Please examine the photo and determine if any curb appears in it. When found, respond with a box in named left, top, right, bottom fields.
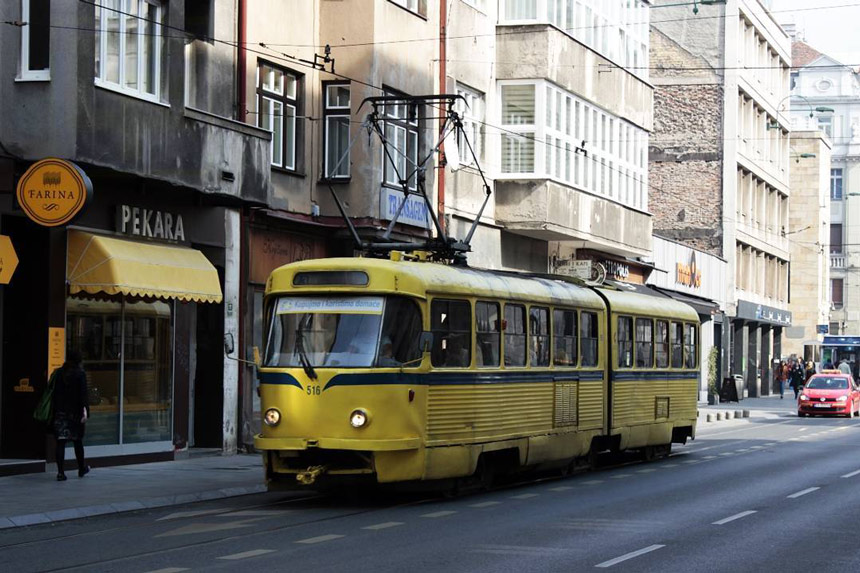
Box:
left=0, top=484, right=267, bottom=530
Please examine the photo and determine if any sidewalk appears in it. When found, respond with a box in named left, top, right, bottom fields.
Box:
left=698, top=393, right=797, bottom=425
left=0, top=453, right=265, bottom=530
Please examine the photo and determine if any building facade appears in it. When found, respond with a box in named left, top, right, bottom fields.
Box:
left=788, top=40, right=860, bottom=337
left=650, top=0, right=792, bottom=396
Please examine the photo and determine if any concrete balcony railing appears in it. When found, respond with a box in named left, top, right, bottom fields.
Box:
left=831, top=254, right=846, bottom=269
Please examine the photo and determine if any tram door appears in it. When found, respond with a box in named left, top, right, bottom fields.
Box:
left=0, top=216, right=49, bottom=459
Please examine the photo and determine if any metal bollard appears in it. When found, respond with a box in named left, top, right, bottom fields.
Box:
left=706, top=413, right=714, bottom=422
left=716, top=412, right=723, bottom=421
left=743, top=410, right=750, bottom=418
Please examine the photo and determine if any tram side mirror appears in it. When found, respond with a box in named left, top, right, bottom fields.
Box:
left=418, top=331, right=434, bottom=354
left=224, top=333, right=235, bottom=356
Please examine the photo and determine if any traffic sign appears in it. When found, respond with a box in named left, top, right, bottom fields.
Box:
left=0, top=234, right=19, bottom=284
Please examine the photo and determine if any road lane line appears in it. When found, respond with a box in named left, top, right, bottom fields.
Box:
left=511, top=493, right=539, bottom=499
left=787, top=487, right=820, bottom=499
left=295, top=534, right=345, bottom=544
left=217, top=549, right=275, bottom=560
left=712, top=510, right=757, bottom=525
left=662, top=463, right=678, bottom=467
left=636, top=469, right=656, bottom=473
left=610, top=474, right=632, bottom=478
left=841, top=470, right=860, bottom=478
left=582, top=480, right=604, bottom=485
left=470, top=501, right=502, bottom=507
left=421, top=510, right=457, bottom=518
left=144, top=569, right=189, bottom=573
left=362, top=522, right=403, bottom=530
left=549, top=486, right=573, bottom=491
left=595, top=544, right=665, bottom=568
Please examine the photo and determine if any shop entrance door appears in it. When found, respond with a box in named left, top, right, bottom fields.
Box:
left=0, top=216, right=49, bottom=459
left=193, top=302, right=223, bottom=448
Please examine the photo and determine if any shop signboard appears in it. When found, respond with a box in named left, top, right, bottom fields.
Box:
left=16, top=158, right=93, bottom=227
left=0, top=234, right=19, bottom=284
left=380, top=187, right=431, bottom=229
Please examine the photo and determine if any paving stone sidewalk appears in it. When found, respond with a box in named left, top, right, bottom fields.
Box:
left=0, top=453, right=265, bottom=529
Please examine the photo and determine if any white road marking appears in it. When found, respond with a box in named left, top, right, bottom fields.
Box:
left=712, top=510, right=757, bottom=525
left=157, top=509, right=227, bottom=521
left=610, top=474, right=632, bottom=479
left=581, top=480, right=604, bottom=485
left=223, top=510, right=290, bottom=518
left=635, top=469, right=656, bottom=473
left=421, top=510, right=457, bottom=518
left=787, top=487, right=820, bottom=499
left=511, top=493, right=539, bottom=499
left=144, top=569, right=189, bottom=573
left=217, top=549, right=275, bottom=560
left=719, top=453, right=734, bottom=456
left=595, top=544, right=666, bottom=568
left=841, top=469, right=860, bottom=478
left=662, top=463, right=679, bottom=467
left=682, top=460, right=700, bottom=465
left=703, top=455, right=717, bottom=459
left=362, top=522, right=403, bottom=530
left=799, top=428, right=808, bottom=432
left=295, top=534, right=345, bottom=544
left=764, top=443, right=777, bottom=447
left=155, top=520, right=260, bottom=537
left=549, top=486, right=573, bottom=491
left=749, top=446, right=764, bottom=450
left=470, top=501, right=502, bottom=507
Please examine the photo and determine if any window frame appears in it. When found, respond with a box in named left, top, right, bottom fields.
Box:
left=388, top=0, right=428, bottom=17
left=504, top=303, right=527, bottom=368
left=617, top=315, right=633, bottom=369
left=19, top=0, right=51, bottom=81
left=455, top=83, right=485, bottom=167
left=323, top=81, right=351, bottom=180
left=257, top=61, right=302, bottom=172
left=94, top=0, right=166, bottom=103
left=580, top=311, right=599, bottom=367
left=683, top=323, right=698, bottom=369
left=381, top=88, right=420, bottom=191
left=655, top=320, right=669, bottom=369
left=635, top=317, right=654, bottom=369
left=670, top=321, right=683, bottom=368
left=430, top=299, right=472, bottom=368
left=529, top=306, right=550, bottom=367
left=831, top=168, right=843, bottom=201
left=553, top=309, right=578, bottom=367
left=475, top=301, right=501, bottom=368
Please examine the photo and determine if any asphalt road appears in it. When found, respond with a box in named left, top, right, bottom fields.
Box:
left=4, top=413, right=860, bottom=572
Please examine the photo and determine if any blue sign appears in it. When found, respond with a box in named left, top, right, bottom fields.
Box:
left=380, top=188, right=430, bottom=229
left=817, top=324, right=829, bottom=334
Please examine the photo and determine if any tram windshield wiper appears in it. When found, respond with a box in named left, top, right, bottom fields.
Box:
left=294, top=315, right=318, bottom=380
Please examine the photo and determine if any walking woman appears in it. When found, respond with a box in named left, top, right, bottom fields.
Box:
left=52, top=350, right=90, bottom=481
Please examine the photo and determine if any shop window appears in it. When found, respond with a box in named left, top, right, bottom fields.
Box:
left=258, top=61, right=301, bottom=171
left=553, top=309, right=577, bottom=366
left=67, top=296, right=173, bottom=447
left=382, top=89, right=420, bottom=190
left=431, top=299, right=471, bottom=367
left=635, top=318, right=653, bottom=368
left=684, top=324, right=698, bottom=369
left=670, top=321, right=683, bottom=368
left=324, top=82, right=351, bottom=179
left=476, top=301, right=500, bottom=367
left=655, top=320, right=669, bottom=368
left=94, top=0, right=166, bottom=101
left=529, top=306, right=549, bottom=366
left=580, top=311, right=598, bottom=367
left=504, top=304, right=526, bottom=367
left=377, top=297, right=423, bottom=367
left=19, top=0, right=51, bottom=80
left=617, top=316, right=633, bottom=368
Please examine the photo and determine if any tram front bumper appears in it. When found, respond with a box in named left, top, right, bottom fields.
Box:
left=254, top=435, right=421, bottom=452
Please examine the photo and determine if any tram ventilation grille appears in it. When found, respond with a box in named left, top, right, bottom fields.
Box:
left=554, top=382, right=578, bottom=427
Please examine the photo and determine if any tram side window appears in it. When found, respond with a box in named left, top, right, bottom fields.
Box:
left=635, top=318, right=653, bottom=368
left=476, top=301, right=500, bottom=367
left=431, top=299, right=472, bottom=368
left=684, top=323, right=698, bottom=368
left=581, top=311, right=598, bottom=367
left=377, top=297, right=423, bottom=367
left=504, top=304, right=526, bottom=367
left=553, top=309, right=577, bottom=366
left=617, top=316, right=633, bottom=368
left=529, top=306, right=550, bottom=366
left=655, top=320, right=669, bottom=368
left=670, top=322, right=683, bottom=368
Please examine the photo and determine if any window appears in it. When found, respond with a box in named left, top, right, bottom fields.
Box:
left=617, top=316, right=633, bottom=368
left=94, top=0, right=165, bottom=101
left=20, top=0, right=50, bottom=80
left=580, top=311, right=598, bottom=367
left=476, top=301, right=500, bottom=367
left=500, top=84, right=536, bottom=173
left=830, top=321, right=841, bottom=335
left=553, top=309, right=577, bottom=366
left=382, top=90, right=419, bottom=190
left=832, top=278, right=844, bottom=309
left=655, top=321, right=669, bottom=368
left=431, top=300, right=471, bottom=368
left=635, top=318, right=653, bottom=368
left=684, top=324, right=697, bottom=369
left=258, top=62, right=300, bottom=170
left=377, top=297, right=423, bottom=367
left=389, top=0, right=427, bottom=16
left=670, top=322, right=683, bottom=368
left=455, top=84, right=484, bottom=166
left=818, top=116, right=833, bottom=138
left=529, top=306, right=550, bottom=366
left=831, top=168, right=843, bottom=200
left=831, top=223, right=843, bottom=254
left=504, top=304, right=526, bottom=367
left=324, top=83, right=351, bottom=179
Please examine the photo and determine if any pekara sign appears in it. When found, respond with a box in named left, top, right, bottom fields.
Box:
left=117, top=204, right=186, bottom=242
left=16, top=158, right=93, bottom=227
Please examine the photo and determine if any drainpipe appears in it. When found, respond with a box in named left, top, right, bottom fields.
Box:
left=237, top=0, right=247, bottom=122
left=437, top=0, right=447, bottom=235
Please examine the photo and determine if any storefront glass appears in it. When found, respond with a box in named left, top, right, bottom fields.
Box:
left=67, top=296, right=173, bottom=446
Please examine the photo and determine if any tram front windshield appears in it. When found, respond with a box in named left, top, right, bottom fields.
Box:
left=264, top=295, right=422, bottom=368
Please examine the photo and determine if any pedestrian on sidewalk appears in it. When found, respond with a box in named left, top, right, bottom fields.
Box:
left=789, top=358, right=805, bottom=400
left=52, top=350, right=90, bottom=481
left=776, top=360, right=787, bottom=399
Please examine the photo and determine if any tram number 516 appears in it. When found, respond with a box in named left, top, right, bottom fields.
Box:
left=306, top=385, right=321, bottom=396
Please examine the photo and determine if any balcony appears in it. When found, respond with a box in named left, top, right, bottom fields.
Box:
left=831, top=253, right=845, bottom=269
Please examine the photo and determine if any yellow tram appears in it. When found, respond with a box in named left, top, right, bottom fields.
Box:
left=254, top=255, right=700, bottom=489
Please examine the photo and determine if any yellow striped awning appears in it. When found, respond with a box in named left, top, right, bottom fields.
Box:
left=67, top=231, right=223, bottom=303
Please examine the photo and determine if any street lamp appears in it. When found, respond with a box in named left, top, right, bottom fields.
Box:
left=774, top=94, right=834, bottom=123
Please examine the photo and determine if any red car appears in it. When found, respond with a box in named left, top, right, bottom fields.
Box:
left=798, top=373, right=860, bottom=417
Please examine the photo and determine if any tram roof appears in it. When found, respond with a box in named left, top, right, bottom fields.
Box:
left=268, top=257, right=604, bottom=309
left=596, top=286, right=700, bottom=322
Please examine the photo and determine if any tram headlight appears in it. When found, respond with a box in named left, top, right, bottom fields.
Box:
left=350, top=409, right=369, bottom=428
left=263, top=408, right=281, bottom=427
